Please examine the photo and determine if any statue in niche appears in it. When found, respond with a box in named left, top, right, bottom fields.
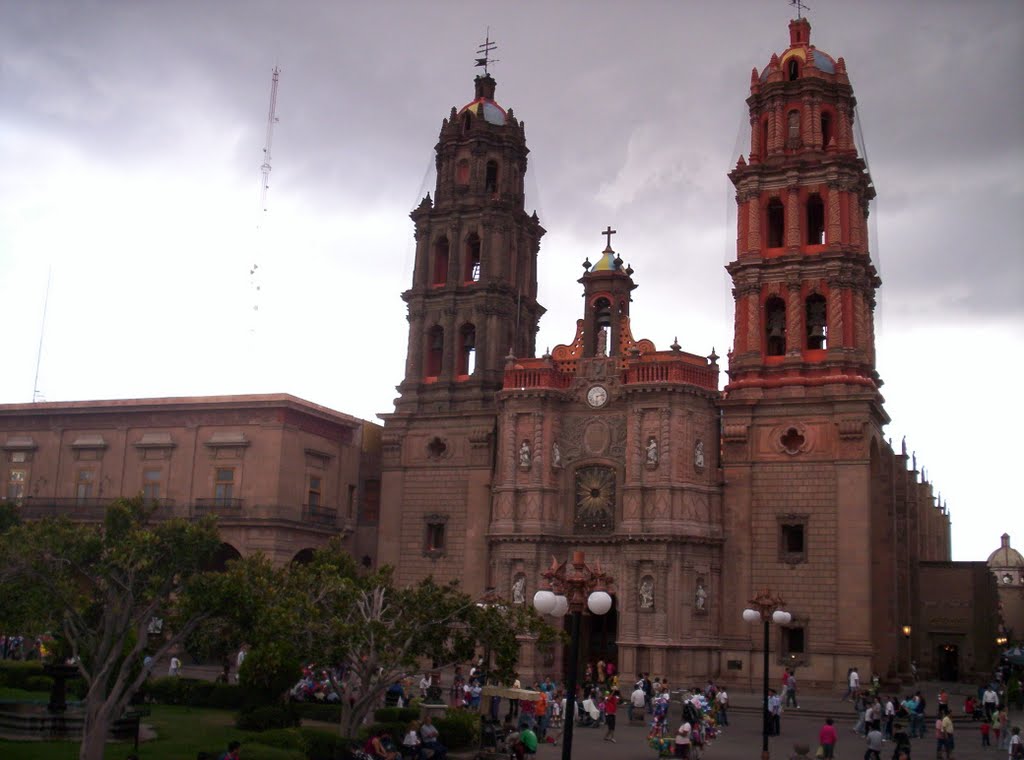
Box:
left=596, top=326, right=609, bottom=357
left=519, top=440, right=532, bottom=469
left=511, top=574, right=526, bottom=604
left=695, top=579, right=708, bottom=612
left=645, top=436, right=659, bottom=467
left=694, top=440, right=705, bottom=469
left=639, top=577, right=655, bottom=610
left=552, top=442, right=562, bottom=469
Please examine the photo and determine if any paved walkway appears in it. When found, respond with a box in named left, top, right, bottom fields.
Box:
left=517, top=685, right=1023, bottom=760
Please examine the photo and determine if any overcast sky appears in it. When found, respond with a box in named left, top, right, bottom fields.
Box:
left=1, top=1, right=1021, bottom=562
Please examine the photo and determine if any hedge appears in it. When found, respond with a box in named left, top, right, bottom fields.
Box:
left=434, top=710, right=479, bottom=750
left=236, top=704, right=301, bottom=731
left=294, top=702, right=342, bottom=723
left=144, top=676, right=244, bottom=709
left=0, top=661, right=45, bottom=689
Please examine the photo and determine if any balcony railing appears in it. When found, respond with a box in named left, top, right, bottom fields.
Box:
left=16, top=498, right=176, bottom=521
left=14, top=497, right=353, bottom=533
left=503, top=367, right=574, bottom=390
left=192, top=498, right=245, bottom=516
left=302, top=504, right=338, bottom=526
left=624, top=360, right=718, bottom=391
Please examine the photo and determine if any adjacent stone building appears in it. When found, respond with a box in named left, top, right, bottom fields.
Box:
left=377, top=18, right=966, bottom=687
left=989, top=534, right=1024, bottom=643
left=0, top=394, right=379, bottom=566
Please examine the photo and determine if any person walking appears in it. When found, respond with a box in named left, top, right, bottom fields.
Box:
left=603, top=689, right=619, bottom=743
left=940, top=713, right=955, bottom=760
left=674, top=719, right=692, bottom=759
left=819, top=717, right=838, bottom=759
left=767, top=688, right=782, bottom=737
left=785, top=669, right=799, bottom=709
left=716, top=686, right=729, bottom=727
left=864, top=725, right=883, bottom=760
left=1007, top=726, right=1022, bottom=759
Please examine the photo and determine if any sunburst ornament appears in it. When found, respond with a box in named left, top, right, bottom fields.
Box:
left=574, top=466, right=615, bottom=532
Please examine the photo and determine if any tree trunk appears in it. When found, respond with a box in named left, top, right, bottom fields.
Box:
left=79, top=701, right=111, bottom=760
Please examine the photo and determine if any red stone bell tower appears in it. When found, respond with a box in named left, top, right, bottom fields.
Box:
left=719, top=17, right=899, bottom=683
left=377, top=70, right=545, bottom=589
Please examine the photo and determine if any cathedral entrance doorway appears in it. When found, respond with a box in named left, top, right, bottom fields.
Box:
left=563, top=597, right=618, bottom=683
left=936, top=643, right=960, bottom=682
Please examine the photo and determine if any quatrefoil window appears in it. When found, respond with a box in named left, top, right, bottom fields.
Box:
left=780, top=427, right=805, bottom=455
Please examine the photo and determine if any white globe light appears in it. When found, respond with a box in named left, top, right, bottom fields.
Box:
left=742, top=609, right=762, bottom=623
left=587, top=590, right=613, bottom=616
left=551, top=595, right=569, bottom=617
left=533, top=589, right=556, bottom=615
left=772, top=610, right=792, bottom=625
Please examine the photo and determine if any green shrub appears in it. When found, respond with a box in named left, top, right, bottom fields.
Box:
left=23, top=675, right=53, bottom=692
left=373, top=706, right=420, bottom=724
left=294, top=701, right=342, bottom=723
left=435, top=709, right=479, bottom=749
left=236, top=704, right=301, bottom=731
left=0, top=661, right=45, bottom=689
left=208, top=682, right=245, bottom=709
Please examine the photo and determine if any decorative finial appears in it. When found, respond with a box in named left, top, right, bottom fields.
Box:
left=625, top=263, right=634, bottom=276
left=582, top=257, right=592, bottom=271
left=601, top=225, right=617, bottom=252
left=708, top=347, right=719, bottom=364
left=474, top=27, right=499, bottom=76
left=671, top=337, right=681, bottom=352
left=789, top=0, right=810, bottom=20
left=613, top=255, right=623, bottom=270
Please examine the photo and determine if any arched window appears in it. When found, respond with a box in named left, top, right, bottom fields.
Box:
left=425, top=326, right=444, bottom=378
left=485, top=160, right=499, bottom=194
left=462, top=112, right=472, bottom=133
left=464, top=233, right=481, bottom=282
left=432, top=237, right=449, bottom=286
left=592, top=297, right=612, bottom=356
left=787, top=109, right=801, bottom=148
left=761, top=117, right=770, bottom=157
left=787, top=59, right=799, bottom=81
left=457, top=324, right=476, bottom=377
left=765, top=296, right=787, bottom=356
left=820, top=112, right=833, bottom=149
left=767, top=198, right=785, bottom=248
left=455, top=159, right=470, bottom=186
left=807, top=194, right=825, bottom=245
left=806, top=294, right=828, bottom=350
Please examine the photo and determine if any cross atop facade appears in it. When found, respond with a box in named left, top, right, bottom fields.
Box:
left=602, top=225, right=617, bottom=250
left=789, top=0, right=810, bottom=19
left=474, top=28, right=499, bottom=76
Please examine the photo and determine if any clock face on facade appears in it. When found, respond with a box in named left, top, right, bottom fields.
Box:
left=586, top=385, right=608, bottom=408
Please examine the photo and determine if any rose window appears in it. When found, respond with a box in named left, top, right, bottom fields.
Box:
left=574, top=466, right=615, bottom=534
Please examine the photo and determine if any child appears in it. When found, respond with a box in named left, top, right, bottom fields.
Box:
left=981, top=719, right=990, bottom=747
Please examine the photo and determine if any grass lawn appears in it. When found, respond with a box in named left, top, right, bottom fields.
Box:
left=0, top=704, right=307, bottom=760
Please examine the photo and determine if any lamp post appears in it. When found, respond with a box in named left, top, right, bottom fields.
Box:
left=533, top=550, right=614, bottom=760
left=743, top=589, right=791, bottom=760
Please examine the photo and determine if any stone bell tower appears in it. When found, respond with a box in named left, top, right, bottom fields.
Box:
left=395, top=72, right=545, bottom=416
left=718, top=17, right=900, bottom=683
left=378, top=68, right=545, bottom=589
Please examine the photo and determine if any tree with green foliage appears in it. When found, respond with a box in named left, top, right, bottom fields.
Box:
left=262, top=541, right=559, bottom=739
left=0, top=497, right=264, bottom=760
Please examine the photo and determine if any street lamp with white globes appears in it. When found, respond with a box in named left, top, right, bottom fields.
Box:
left=533, top=550, right=614, bottom=760
left=743, top=590, right=791, bottom=760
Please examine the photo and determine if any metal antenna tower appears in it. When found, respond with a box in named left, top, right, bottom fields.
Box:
left=252, top=66, right=280, bottom=323
left=31, top=267, right=52, bottom=402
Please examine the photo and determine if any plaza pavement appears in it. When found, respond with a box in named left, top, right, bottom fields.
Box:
left=518, top=687, right=1024, bottom=760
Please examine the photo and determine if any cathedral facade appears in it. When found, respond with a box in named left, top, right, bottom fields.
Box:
left=377, top=17, right=955, bottom=688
